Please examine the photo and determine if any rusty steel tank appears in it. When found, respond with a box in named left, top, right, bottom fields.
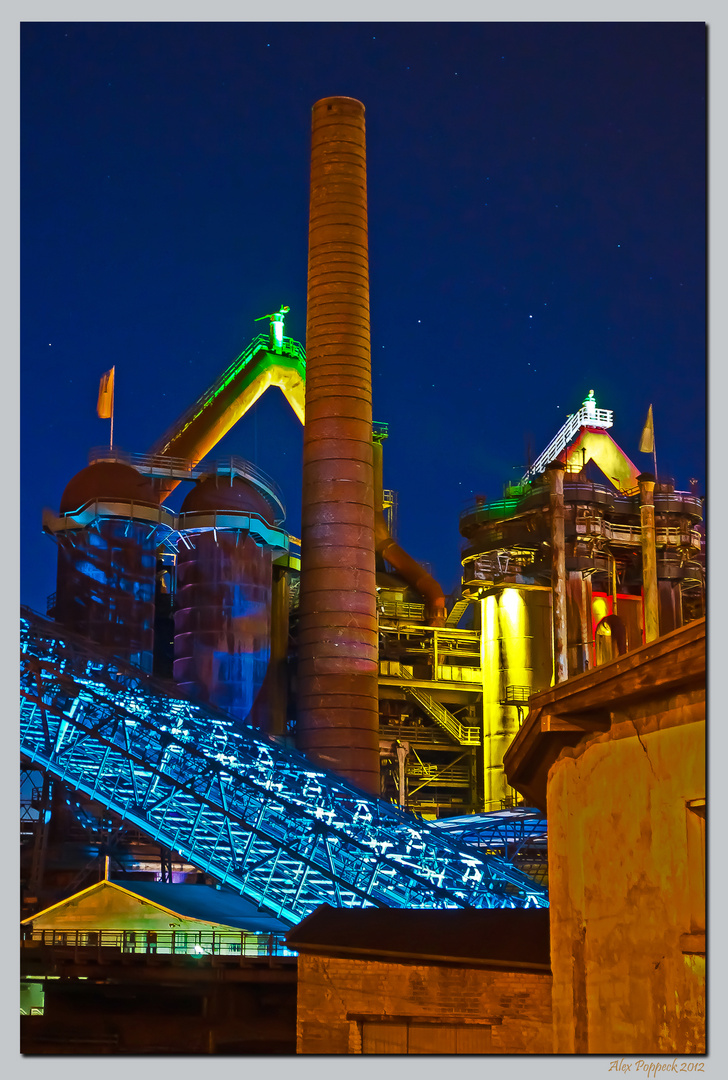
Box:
left=54, top=461, right=159, bottom=669
left=174, top=474, right=277, bottom=728
left=296, top=96, right=380, bottom=795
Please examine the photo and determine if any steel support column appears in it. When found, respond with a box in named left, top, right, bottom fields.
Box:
left=546, top=462, right=568, bottom=683
left=638, top=472, right=660, bottom=642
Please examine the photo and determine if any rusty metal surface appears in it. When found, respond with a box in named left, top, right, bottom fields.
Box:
left=638, top=473, right=660, bottom=642
left=372, top=440, right=446, bottom=626
left=55, top=465, right=158, bottom=668
left=55, top=523, right=157, bottom=669
left=181, top=474, right=275, bottom=523
left=546, top=462, right=568, bottom=684
left=296, top=97, right=380, bottom=794
left=59, top=462, right=159, bottom=514
left=174, top=530, right=273, bottom=725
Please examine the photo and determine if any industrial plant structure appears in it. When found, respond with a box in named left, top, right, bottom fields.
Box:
left=20, top=96, right=705, bottom=1055
left=22, top=337, right=705, bottom=897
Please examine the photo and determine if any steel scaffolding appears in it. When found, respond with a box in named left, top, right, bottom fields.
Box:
left=20, top=610, right=547, bottom=923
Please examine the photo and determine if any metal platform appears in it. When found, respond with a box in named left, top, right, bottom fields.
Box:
left=20, top=610, right=548, bottom=924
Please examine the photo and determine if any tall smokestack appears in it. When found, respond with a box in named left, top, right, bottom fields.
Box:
left=296, top=97, right=380, bottom=795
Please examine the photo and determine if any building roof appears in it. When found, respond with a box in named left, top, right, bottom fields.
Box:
left=285, top=904, right=551, bottom=970
left=23, top=879, right=290, bottom=934
left=109, top=881, right=291, bottom=932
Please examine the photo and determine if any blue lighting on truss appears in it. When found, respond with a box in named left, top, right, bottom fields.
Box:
left=20, top=609, right=548, bottom=924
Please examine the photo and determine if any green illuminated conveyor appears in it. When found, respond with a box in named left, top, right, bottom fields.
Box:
left=149, top=309, right=447, bottom=623
left=150, top=329, right=306, bottom=498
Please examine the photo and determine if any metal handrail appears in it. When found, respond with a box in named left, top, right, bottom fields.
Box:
left=149, top=334, right=305, bottom=457
left=379, top=601, right=426, bottom=621
left=405, top=685, right=481, bottom=746
left=460, top=497, right=522, bottom=525
left=87, top=447, right=286, bottom=523
left=23, top=926, right=294, bottom=957
left=378, top=664, right=480, bottom=743
left=503, top=686, right=530, bottom=704
left=523, top=404, right=613, bottom=482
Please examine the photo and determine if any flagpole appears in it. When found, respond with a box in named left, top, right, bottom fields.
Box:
left=109, top=366, right=115, bottom=450
left=638, top=404, right=657, bottom=483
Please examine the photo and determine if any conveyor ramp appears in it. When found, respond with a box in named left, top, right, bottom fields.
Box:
left=20, top=610, right=547, bottom=924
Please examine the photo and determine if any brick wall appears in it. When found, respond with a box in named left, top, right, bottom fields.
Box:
left=297, top=953, right=553, bottom=1054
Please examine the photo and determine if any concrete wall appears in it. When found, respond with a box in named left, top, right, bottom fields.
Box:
left=296, top=953, right=553, bottom=1054
left=547, top=691, right=705, bottom=1054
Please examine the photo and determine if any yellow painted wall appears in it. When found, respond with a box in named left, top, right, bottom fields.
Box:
left=547, top=697, right=705, bottom=1054
left=29, top=882, right=229, bottom=934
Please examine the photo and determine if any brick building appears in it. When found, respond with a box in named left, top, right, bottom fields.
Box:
left=286, top=906, right=553, bottom=1054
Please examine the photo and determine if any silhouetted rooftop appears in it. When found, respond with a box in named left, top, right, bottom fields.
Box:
left=286, top=904, right=550, bottom=970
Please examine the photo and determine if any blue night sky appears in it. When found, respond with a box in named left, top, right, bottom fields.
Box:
left=20, top=21, right=706, bottom=614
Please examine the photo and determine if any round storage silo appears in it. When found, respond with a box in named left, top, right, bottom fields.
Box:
left=174, top=475, right=276, bottom=728
left=54, top=461, right=160, bottom=670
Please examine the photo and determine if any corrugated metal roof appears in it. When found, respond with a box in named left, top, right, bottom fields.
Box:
left=108, top=881, right=291, bottom=933
left=286, top=905, right=550, bottom=969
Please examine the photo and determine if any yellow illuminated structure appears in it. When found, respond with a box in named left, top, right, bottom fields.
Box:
left=149, top=328, right=306, bottom=498
left=455, top=393, right=704, bottom=813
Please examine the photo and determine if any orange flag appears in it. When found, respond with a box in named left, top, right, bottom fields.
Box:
left=97, top=367, right=115, bottom=419
left=639, top=404, right=654, bottom=454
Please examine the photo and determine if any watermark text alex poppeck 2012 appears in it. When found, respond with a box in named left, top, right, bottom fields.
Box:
left=608, top=1060, right=705, bottom=1076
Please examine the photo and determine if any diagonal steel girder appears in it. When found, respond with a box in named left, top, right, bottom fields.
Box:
left=20, top=610, right=548, bottom=923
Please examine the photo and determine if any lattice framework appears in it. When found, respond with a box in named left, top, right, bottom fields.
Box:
left=20, top=610, right=548, bottom=923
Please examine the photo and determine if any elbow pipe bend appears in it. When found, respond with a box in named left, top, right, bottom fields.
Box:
left=375, top=511, right=446, bottom=627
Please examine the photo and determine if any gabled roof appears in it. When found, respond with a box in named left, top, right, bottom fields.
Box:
left=110, top=881, right=291, bottom=932
left=22, top=879, right=290, bottom=933
left=285, top=905, right=551, bottom=970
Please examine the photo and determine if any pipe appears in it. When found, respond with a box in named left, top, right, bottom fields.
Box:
left=296, top=97, right=380, bottom=795
left=638, top=472, right=660, bottom=642
left=546, top=461, right=568, bottom=683
left=372, top=440, right=446, bottom=626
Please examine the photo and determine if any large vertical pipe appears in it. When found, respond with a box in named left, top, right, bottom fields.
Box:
left=372, top=438, right=446, bottom=625
left=546, top=462, right=568, bottom=684
left=296, top=97, right=380, bottom=794
left=638, top=472, right=660, bottom=642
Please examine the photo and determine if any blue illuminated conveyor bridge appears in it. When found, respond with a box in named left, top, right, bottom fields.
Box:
left=20, top=609, right=547, bottom=924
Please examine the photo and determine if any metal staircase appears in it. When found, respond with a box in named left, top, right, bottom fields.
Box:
left=522, top=397, right=613, bottom=482
left=20, top=610, right=546, bottom=923
left=445, top=599, right=469, bottom=627
left=404, top=687, right=481, bottom=746
left=393, top=664, right=480, bottom=746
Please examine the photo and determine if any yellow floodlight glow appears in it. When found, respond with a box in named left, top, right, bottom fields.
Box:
left=499, top=587, right=529, bottom=687
left=592, top=596, right=609, bottom=623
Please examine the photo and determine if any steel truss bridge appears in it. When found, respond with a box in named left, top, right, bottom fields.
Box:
left=431, top=809, right=548, bottom=856
left=431, top=809, right=548, bottom=887
left=20, top=609, right=548, bottom=924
